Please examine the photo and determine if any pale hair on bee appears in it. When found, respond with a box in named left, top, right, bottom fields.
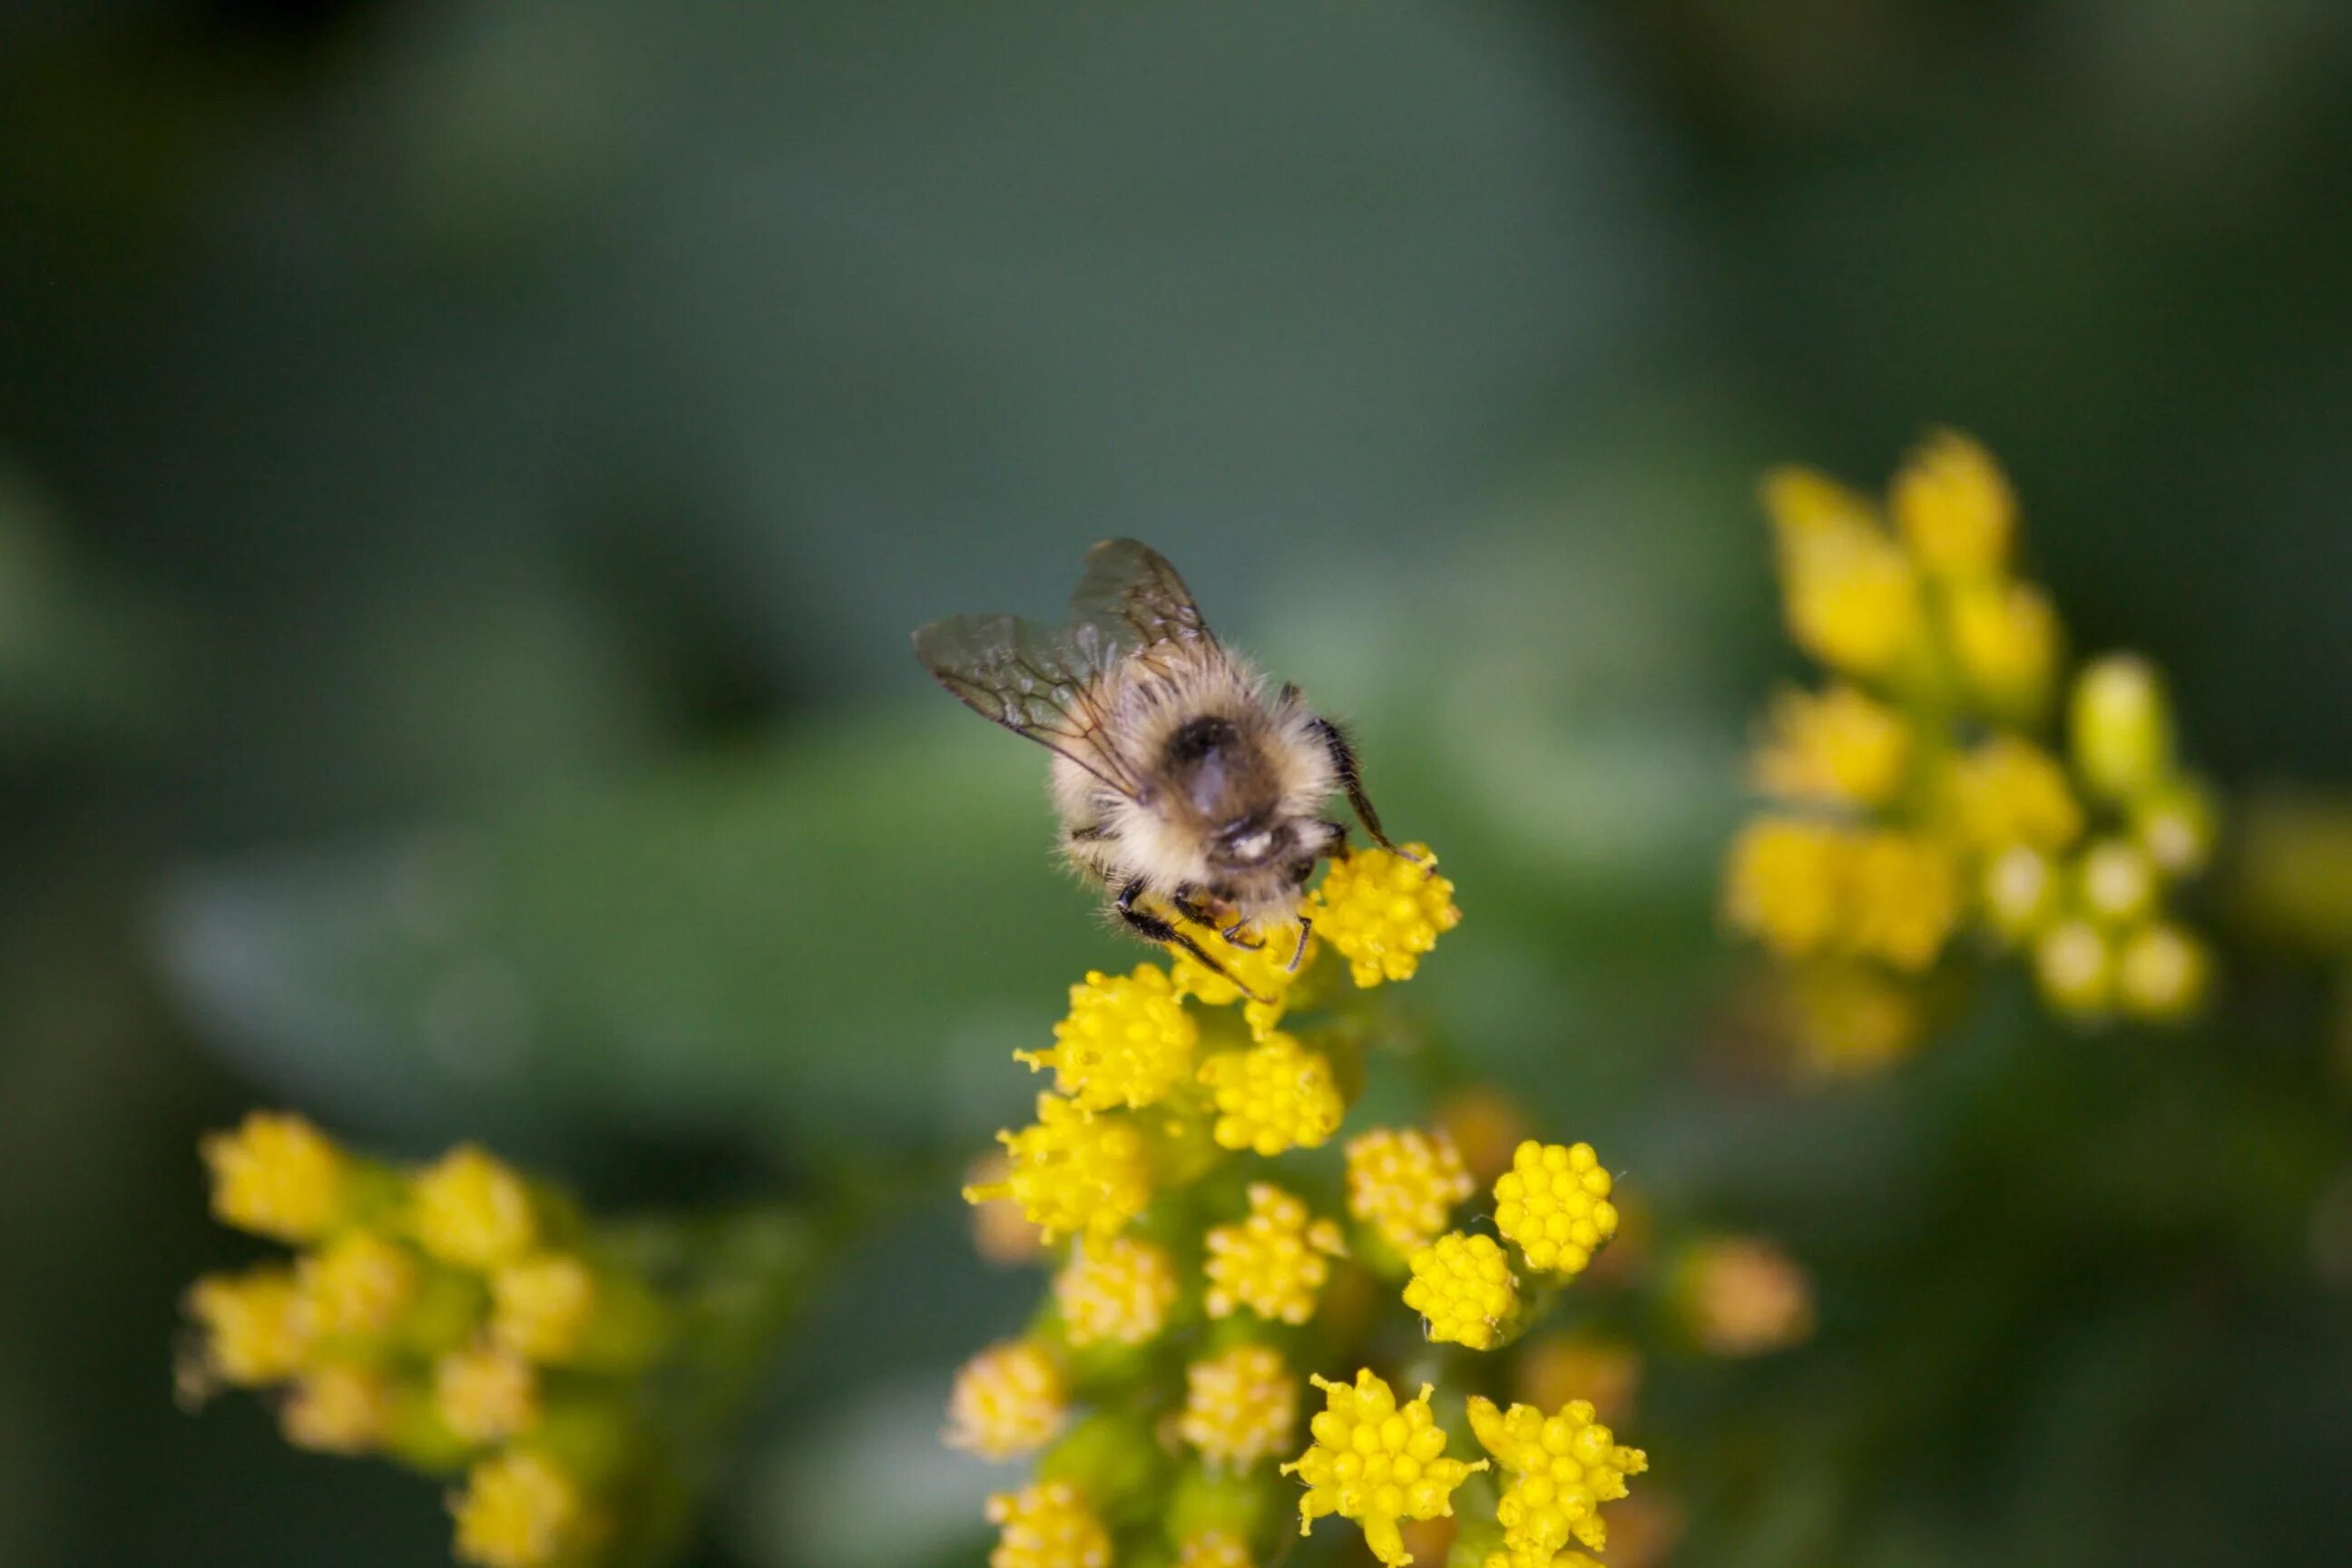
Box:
left=914, top=539, right=1404, bottom=988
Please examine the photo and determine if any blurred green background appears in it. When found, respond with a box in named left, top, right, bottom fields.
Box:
left=4, top=3, right=2350, bottom=1565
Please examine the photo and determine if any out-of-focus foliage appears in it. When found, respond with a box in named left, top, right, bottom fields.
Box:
left=2, top=3, right=2349, bottom=1567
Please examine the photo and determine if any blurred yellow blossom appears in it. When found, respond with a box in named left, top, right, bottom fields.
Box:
left=1891, top=427, right=2014, bottom=576
left=296, top=1229, right=418, bottom=1340
left=201, top=1111, right=352, bottom=1244
left=1179, top=1343, right=1298, bottom=1469
left=1678, top=1236, right=1816, bottom=1357
left=1948, top=577, right=2060, bottom=717
left=1283, top=1369, right=1486, bottom=1567
left=1944, top=735, right=2083, bottom=854
left=1493, top=1142, right=1618, bottom=1279
left=1052, top=1235, right=1178, bottom=1348
left=1403, top=1231, right=1521, bottom=1350
left=1514, top=1334, right=1642, bottom=1428
left=985, top=1482, right=1111, bottom=1568
left=2116, top=923, right=2212, bottom=1020
left=489, top=1255, right=597, bottom=1365
left=413, top=1146, right=539, bottom=1272
left=450, top=1448, right=587, bottom=1568
left=1346, top=1127, right=1475, bottom=1254
left=280, top=1362, right=391, bottom=1455
left=1199, top=1033, right=1344, bottom=1157
left=1310, top=844, right=1460, bottom=986
left=1204, top=1183, right=1344, bottom=1325
left=2035, top=917, right=2115, bottom=1015
left=436, top=1344, right=539, bottom=1445
left=183, top=1268, right=309, bottom=1387
left=1723, top=818, right=1846, bottom=959
left=1844, top=829, right=1960, bottom=972
left=946, top=1338, right=1068, bottom=1461
left=1020, top=965, right=1198, bottom=1111
left=2072, top=653, right=2173, bottom=800
left=1750, top=684, right=1912, bottom=807
left=1175, top=1531, right=1253, bottom=1568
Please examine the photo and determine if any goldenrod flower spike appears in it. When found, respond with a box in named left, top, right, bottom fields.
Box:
left=1282, top=1369, right=1486, bottom=1567
left=413, top=1145, right=539, bottom=1271
left=450, top=1448, right=587, bottom=1568
left=1749, top=684, right=1912, bottom=808
left=964, top=1093, right=1152, bottom=1243
left=1891, top=427, right=2015, bottom=577
left=1346, top=1127, right=1476, bottom=1254
left=946, top=1338, right=1069, bottom=1461
left=1493, top=1142, right=1618, bottom=1279
left=1199, top=1032, right=1345, bottom=1157
left=1052, top=1234, right=1179, bottom=1348
left=1310, top=843, right=1461, bottom=987
left=984, top=1481, right=1112, bottom=1568
left=1020, top=965, right=1198, bottom=1111
left=1203, top=1182, right=1345, bottom=1325
left=1179, top=1343, right=1298, bottom=1468
left=201, top=1111, right=352, bottom=1244
left=1466, top=1395, right=1647, bottom=1559
left=1403, top=1231, right=1522, bottom=1350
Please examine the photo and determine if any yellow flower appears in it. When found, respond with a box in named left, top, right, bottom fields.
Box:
left=2115, top=923, right=2211, bottom=1020
left=1203, top=1182, right=1345, bottom=1325
left=183, top=1268, right=309, bottom=1387
left=450, top=1449, right=586, bottom=1568
left=296, top=1229, right=419, bottom=1340
left=1749, top=684, right=1911, bottom=807
left=1310, top=844, right=1460, bottom=987
left=945, top=1338, right=1068, bottom=1460
left=1053, top=1235, right=1179, bottom=1348
left=1722, top=818, right=1844, bottom=959
left=1176, top=1532, right=1253, bottom=1568
left=489, top=1254, right=597, bottom=1365
left=413, top=1146, right=539, bottom=1272
left=2134, top=778, right=2217, bottom=877
left=2078, top=838, right=2158, bottom=926
left=1403, top=1231, right=1521, bottom=1350
left=1765, top=481, right=1926, bottom=681
left=1179, top=1343, right=1298, bottom=1469
left=1776, top=964, right=1924, bottom=1078
left=1019, top=965, right=1198, bottom=1111
left=1890, top=428, right=2014, bottom=577
left=1944, top=736, right=2082, bottom=854
left=1981, top=845, right=2060, bottom=943
left=1467, top=1395, right=1647, bottom=1558
left=1843, top=829, right=1958, bottom=972
left=1345, top=1128, right=1475, bottom=1254
left=965, top=1093, right=1152, bottom=1244
left=965, top=1153, right=1050, bottom=1267
left=281, top=1363, right=391, bottom=1455
left=1948, top=577, right=2060, bottom=719
left=1282, top=1368, right=1486, bottom=1567
left=1677, top=1236, right=1816, bottom=1357
left=2034, top=917, right=2114, bottom=1014
left=1493, top=1142, right=1618, bottom=1279
left=1514, top=1334, right=1642, bottom=1428
left=985, top=1482, right=1112, bottom=1568
left=435, top=1344, right=540, bottom=1444
left=2072, top=654, right=2173, bottom=801
left=201, top=1111, right=351, bottom=1244
left=1170, top=918, right=1316, bottom=1039
left=1198, top=1033, right=1345, bottom=1157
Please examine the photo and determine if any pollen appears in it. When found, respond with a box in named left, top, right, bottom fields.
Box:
left=1403, top=1231, right=1522, bottom=1350
left=1203, top=1182, right=1345, bottom=1325
left=413, top=1146, right=539, bottom=1272
left=1053, top=1234, right=1179, bottom=1348
left=201, top=1111, right=351, bottom=1244
left=1019, top=965, right=1198, bottom=1111
left=450, top=1448, right=585, bottom=1568
left=944, top=1338, right=1068, bottom=1460
left=984, top=1481, right=1112, bottom=1568
left=1178, top=1342, right=1298, bottom=1468
left=1199, top=1033, right=1345, bottom=1157
left=1466, top=1395, right=1647, bottom=1559
left=489, top=1254, right=597, bottom=1365
left=1493, top=1142, right=1618, bottom=1279
left=1944, top=736, right=2083, bottom=853
left=1310, top=844, right=1461, bottom=987
left=184, top=1267, right=310, bottom=1387
left=1749, top=684, right=1911, bottom=808
left=965, top=1093, right=1152, bottom=1243
left=1722, top=818, right=1844, bottom=959
left=436, top=1344, right=540, bottom=1444
left=1281, top=1368, right=1487, bottom=1567
left=1346, top=1128, right=1475, bottom=1254
left=1842, top=829, right=1958, bottom=972
left=281, top=1363, right=390, bottom=1455
left=295, top=1229, right=419, bottom=1340
left=1890, top=427, right=2014, bottom=577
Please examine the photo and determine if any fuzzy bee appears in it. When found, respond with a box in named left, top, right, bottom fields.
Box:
left=914, top=539, right=1402, bottom=984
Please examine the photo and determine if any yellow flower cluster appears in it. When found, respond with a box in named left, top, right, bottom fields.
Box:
left=1019, top=965, right=1198, bottom=1110
left=1053, top=1236, right=1178, bottom=1348
left=1308, top=844, right=1461, bottom=986
left=985, top=1481, right=1112, bottom=1568
left=1282, top=1369, right=1488, bottom=1567
left=1467, top=1395, right=1648, bottom=1562
left=1179, top=1344, right=1298, bottom=1468
left=182, top=1112, right=670, bottom=1568
left=1493, top=1142, right=1619, bottom=1278
left=964, top=1093, right=1153, bottom=1243
left=1198, top=1033, right=1345, bottom=1157
left=1204, top=1182, right=1345, bottom=1325
left=1403, top=1231, right=1521, bottom=1350
left=946, top=1338, right=1070, bottom=1459
left=1345, top=1127, right=1475, bottom=1253
left=1732, top=433, right=2218, bottom=1056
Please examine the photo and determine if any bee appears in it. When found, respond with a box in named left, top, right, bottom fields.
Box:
left=914, top=538, right=1404, bottom=985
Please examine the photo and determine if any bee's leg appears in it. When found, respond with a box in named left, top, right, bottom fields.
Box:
left=1217, top=919, right=1269, bottom=950
left=1287, top=916, right=1313, bottom=973
left=1115, top=878, right=1269, bottom=1002
left=1309, top=717, right=1422, bottom=862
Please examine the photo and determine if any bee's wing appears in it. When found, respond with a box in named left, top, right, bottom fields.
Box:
left=913, top=612, right=1146, bottom=797
left=1068, top=539, right=1219, bottom=662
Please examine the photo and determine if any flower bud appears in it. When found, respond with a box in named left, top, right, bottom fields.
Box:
left=2072, top=655, right=2173, bottom=801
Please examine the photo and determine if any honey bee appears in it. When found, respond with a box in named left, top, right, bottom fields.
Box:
left=914, top=539, right=1403, bottom=984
